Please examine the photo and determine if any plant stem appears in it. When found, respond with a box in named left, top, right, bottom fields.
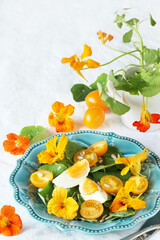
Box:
left=104, top=45, right=140, bottom=61
left=82, top=50, right=139, bottom=70
left=134, top=29, right=144, bottom=68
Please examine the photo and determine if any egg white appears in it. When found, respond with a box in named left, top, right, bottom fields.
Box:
left=79, top=178, right=110, bottom=203
left=52, top=160, right=90, bottom=188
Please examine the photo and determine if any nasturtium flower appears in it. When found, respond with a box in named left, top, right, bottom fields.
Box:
left=48, top=101, right=75, bottom=133
left=61, top=44, right=100, bottom=80
left=3, top=133, right=29, bottom=155
left=0, top=205, right=22, bottom=236
left=38, top=134, right=68, bottom=164
left=97, top=31, right=113, bottom=44
left=48, top=187, right=79, bottom=219
left=133, top=99, right=160, bottom=132
left=109, top=180, right=146, bottom=213
left=115, top=148, right=149, bottom=176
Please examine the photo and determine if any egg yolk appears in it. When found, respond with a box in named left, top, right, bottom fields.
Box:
left=67, top=159, right=88, bottom=178
left=82, top=178, right=98, bottom=195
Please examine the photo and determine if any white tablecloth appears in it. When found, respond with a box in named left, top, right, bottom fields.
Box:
left=0, top=0, right=160, bottom=239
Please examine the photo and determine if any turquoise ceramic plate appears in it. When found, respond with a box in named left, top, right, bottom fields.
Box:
left=10, top=131, right=160, bottom=234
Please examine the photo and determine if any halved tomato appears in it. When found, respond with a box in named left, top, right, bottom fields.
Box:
left=73, top=149, right=98, bottom=167
left=80, top=200, right=104, bottom=219
left=88, top=140, right=108, bottom=157
left=30, top=170, right=53, bottom=188
left=128, top=176, right=148, bottom=195
left=100, top=175, right=123, bottom=194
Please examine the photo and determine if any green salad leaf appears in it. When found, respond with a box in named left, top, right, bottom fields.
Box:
left=38, top=180, right=54, bottom=204
left=39, top=162, right=67, bottom=178
left=109, top=209, right=135, bottom=220
left=65, top=141, right=85, bottom=161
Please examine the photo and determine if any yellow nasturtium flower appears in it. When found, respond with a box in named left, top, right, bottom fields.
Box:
left=37, top=134, right=68, bottom=164
left=115, top=148, right=149, bottom=176
left=61, top=44, right=100, bottom=80
left=109, top=180, right=146, bottom=213
left=97, top=31, right=113, bottom=44
left=48, top=187, right=79, bottom=220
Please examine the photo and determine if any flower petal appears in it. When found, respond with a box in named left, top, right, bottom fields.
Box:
left=54, top=117, right=74, bottom=133
left=46, top=136, right=58, bottom=153
left=61, top=55, right=77, bottom=64
left=38, top=150, right=56, bottom=164
left=9, top=214, right=22, bottom=229
left=3, top=140, right=16, bottom=153
left=63, top=197, right=79, bottom=219
left=150, top=113, right=160, bottom=123
left=70, top=60, right=85, bottom=71
left=1, top=225, right=21, bottom=236
left=6, top=133, right=18, bottom=141
left=52, top=101, right=65, bottom=113
left=135, top=148, right=149, bottom=162
left=52, top=187, right=67, bottom=202
left=85, top=59, right=100, bottom=68
left=61, top=104, right=75, bottom=116
left=48, top=112, right=55, bottom=127
left=133, top=121, right=150, bottom=132
left=56, top=134, right=68, bottom=154
left=81, top=44, right=92, bottom=59
left=121, top=166, right=130, bottom=176
left=130, top=198, right=146, bottom=210
left=1, top=205, right=15, bottom=219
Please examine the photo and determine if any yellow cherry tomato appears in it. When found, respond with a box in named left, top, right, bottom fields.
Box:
left=30, top=170, right=53, bottom=188
left=80, top=200, right=104, bottom=220
left=100, top=175, right=123, bottom=194
left=88, top=140, right=108, bottom=157
left=73, top=149, right=98, bottom=167
left=128, top=176, right=148, bottom=195
left=83, top=106, right=105, bottom=129
left=85, top=90, right=109, bottom=111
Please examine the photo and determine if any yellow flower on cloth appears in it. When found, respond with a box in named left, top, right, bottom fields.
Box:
left=48, top=187, right=79, bottom=219
left=109, top=180, right=146, bottom=213
left=61, top=44, right=100, bottom=80
left=97, top=31, right=113, bottom=44
left=48, top=101, right=75, bottom=133
left=115, top=148, right=149, bottom=176
left=38, top=134, right=68, bottom=164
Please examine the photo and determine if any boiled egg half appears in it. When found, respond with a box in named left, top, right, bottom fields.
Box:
left=52, top=159, right=90, bottom=188
left=79, top=178, right=110, bottom=203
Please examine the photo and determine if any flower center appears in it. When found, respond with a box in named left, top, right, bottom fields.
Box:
left=1, top=217, right=11, bottom=227
left=15, top=139, right=22, bottom=148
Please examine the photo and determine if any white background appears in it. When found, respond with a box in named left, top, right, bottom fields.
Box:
left=0, top=0, right=160, bottom=239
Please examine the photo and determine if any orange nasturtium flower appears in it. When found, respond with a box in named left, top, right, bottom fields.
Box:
left=38, top=134, right=68, bottom=164
left=3, top=133, right=29, bottom=155
left=48, top=101, right=75, bottom=133
left=97, top=31, right=113, bottom=44
left=133, top=99, right=160, bottom=132
left=61, top=44, right=100, bottom=80
left=0, top=205, right=22, bottom=236
left=109, top=180, right=146, bottom=213
left=115, top=148, right=149, bottom=176
left=48, top=187, right=79, bottom=219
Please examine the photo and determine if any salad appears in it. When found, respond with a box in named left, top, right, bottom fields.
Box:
left=29, top=134, right=149, bottom=222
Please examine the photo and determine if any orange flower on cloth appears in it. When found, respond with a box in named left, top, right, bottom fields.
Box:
left=97, top=31, right=113, bottom=44
left=61, top=44, right=100, bottom=80
left=115, top=148, right=149, bottom=176
left=0, top=205, right=22, bottom=236
left=133, top=99, right=160, bottom=132
left=109, top=180, right=146, bottom=213
left=48, top=101, right=75, bottom=132
left=48, top=187, right=79, bottom=219
left=38, top=134, right=68, bottom=164
left=3, top=133, right=29, bottom=155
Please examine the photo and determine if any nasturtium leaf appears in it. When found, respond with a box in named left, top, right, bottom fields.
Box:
left=29, top=128, right=52, bottom=145
left=126, top=18, right=139, bottom=26
left=97, top=83, right=130, bottom=115
left=20, top=126, right=45, bottom=141
left=149, top=13, right=156, bottom=26
left=90, top=73, right=108, bottom=91
left=140, top=69, right=160, bottom=97
left=71, top=84, right=92, bottom=102
left=123, top=30, right=133, bottom=43
left=65, top=140, right=85, bottom=161
left=117, top=22, right=123, bottom=28
left=38, top=180, right=54, bottom=204
left=108, top=70, right=119, bottom=84
left=39, top=162, right=67, bottom=178
left=143, top=47, right=158, bottom=65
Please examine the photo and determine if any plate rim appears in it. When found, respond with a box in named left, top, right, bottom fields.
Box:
left=9, top=130, right=160, bottom=234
